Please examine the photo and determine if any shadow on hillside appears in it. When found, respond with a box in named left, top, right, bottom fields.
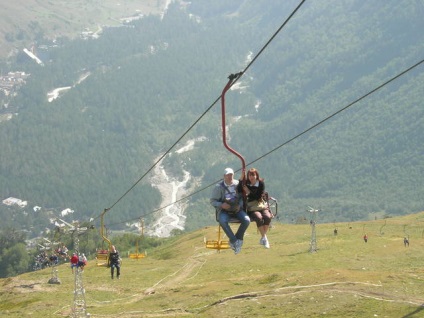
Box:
left=402, top=304, right=424, bottom=318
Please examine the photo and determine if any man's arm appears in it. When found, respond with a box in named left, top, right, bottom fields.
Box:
left=210, top=184, right=223, bottom=209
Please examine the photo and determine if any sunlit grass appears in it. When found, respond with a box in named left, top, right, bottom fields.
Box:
left=1, top=212, right=424, bottom=317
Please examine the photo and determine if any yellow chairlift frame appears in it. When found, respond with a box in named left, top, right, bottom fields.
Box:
left=205, top=196, right=278, bottom=252
left=129, top=218, right=146, bottom=260
left=96, top=209, right=112, bottom=267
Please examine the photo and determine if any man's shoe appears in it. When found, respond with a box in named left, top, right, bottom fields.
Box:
left=229, top=240, right=237, bottom=252
left=259, top=237, right=265, bottom=245
left=234, top=239, right=243, bottom=254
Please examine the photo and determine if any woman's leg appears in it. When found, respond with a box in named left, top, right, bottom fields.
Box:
left=261, top=209, right=272, bottom=248
left=250, top=211, right=267, bottom=245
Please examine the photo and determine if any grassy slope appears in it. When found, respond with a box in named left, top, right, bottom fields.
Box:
left=1, top=212, right=424, bottom=317
left=0, top=0, right=164, bottom=59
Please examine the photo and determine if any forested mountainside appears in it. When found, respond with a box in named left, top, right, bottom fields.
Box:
left=0, top=0, right=164, bottom=59
left=0, top=0, right=423, bottom=238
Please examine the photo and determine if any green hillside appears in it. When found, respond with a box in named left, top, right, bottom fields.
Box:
left=1, top=213, right=423, bottom=317
left=0, top=0, right=164, bottom=59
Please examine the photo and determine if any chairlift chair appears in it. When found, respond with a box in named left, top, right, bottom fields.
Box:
left=205, top=193, right=278, bottom=251
left=129, top=218, right=147, bottom=260
left=96, top=209, right=112, bottom=267
left=128, top=241, right=147, bottom=259
left=205, top=74, right=278, bottom=251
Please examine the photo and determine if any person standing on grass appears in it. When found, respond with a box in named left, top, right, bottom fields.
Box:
left=404, top=237, right=409, bottom=247
left=70, top=253, right=79, bottom=273
left=109, top=245, right=121, bottom=279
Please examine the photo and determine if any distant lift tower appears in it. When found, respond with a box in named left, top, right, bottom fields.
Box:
left=43, top=238, right=60, bottom=284
left=38, top=239, right=60, bottom=284
left=308, top=207, right=320, bottom=253
left=57, top=219, right=90, bottom=318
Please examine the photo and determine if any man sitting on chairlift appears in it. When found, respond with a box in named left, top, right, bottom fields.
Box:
left=210, top=167, right=250, bottom=255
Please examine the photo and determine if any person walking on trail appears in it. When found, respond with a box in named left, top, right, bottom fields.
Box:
left=210, top=167, right=250, bottom=255
left=404, top=237, right=409, bottom=247
left=241, top=168, right=272, bottom=249
left=109, top=245, right=121, bottom=279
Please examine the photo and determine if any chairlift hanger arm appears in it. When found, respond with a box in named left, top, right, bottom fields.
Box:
left=221, top=72, right=246, bottom=181
left=100, top=208, right=112, bottom=248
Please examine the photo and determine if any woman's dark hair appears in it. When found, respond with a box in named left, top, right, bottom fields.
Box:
left=247, top=168, right=264, bottom=182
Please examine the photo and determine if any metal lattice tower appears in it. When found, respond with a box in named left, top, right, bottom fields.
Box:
left=48, top=259, right=60, bottom=284
left=45, top=238, right=61, bottom=285
left=51, top=264, right=58, bottom=281
left=72, top=265, right=87, bottom=317
left=37, top=238, right=61, bottom=285
left=71, top=233, right=89, bottom=317
left=308, top=207, right=319, bottom=253
left=57, top=219, right=90, bottom=318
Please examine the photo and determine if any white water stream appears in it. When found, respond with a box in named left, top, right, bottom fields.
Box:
left=147, top=161, right=190, bottom=237
left=146, top=138, right=205, bottom=237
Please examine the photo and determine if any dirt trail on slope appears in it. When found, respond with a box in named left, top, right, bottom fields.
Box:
left=144, top=255, right=207, bottom=295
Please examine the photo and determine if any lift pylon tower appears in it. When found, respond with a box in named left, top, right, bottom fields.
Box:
left=49, top=262, right=59, bottom=284
left=72, top=232, right=89, bottom=318
left=56, top=219, right=90, bottom=318
left=44, top=238, right=60, bottom=284
left=308, top=207, right=320, bottom=253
